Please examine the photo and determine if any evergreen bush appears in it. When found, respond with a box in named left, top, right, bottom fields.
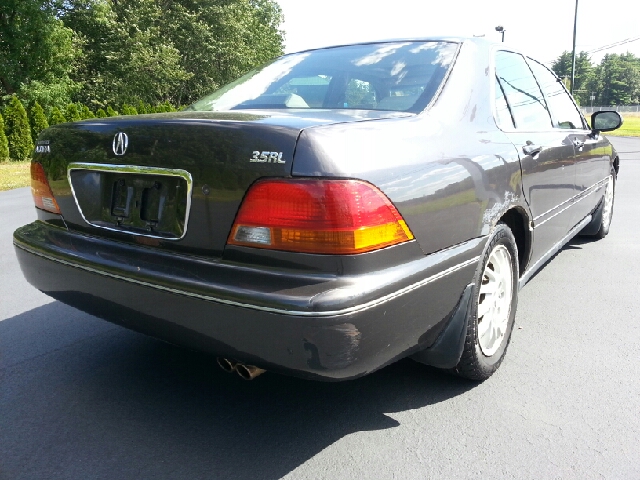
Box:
left=0, top=114, right=10, bottom=162
left=121, top=104, right=138, bottom=115
left=136, top=100, right=147, bottom=114
left=49, top=107, right=67, bottom=125
left=65, top=103, right=81, bottom=122
left=80, top=105, right=95, bottom=119
left=29, top=102, right=49, bottom=143
left=96, top=108, right=107, bottom=118
left=106, top=106, right=119, bottom=117
left=4, top=96, right=34, bottom=161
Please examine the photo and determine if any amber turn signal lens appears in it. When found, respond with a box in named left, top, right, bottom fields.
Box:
left=227, top=179, right=414, bottom=254
left=31, top=162, right=61, bottom=214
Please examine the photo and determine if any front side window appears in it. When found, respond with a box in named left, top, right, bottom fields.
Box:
left=526, top=58, right=585, bottom=130
left=188, top=41, right=459, bottom=113
left=495, top=51, right=552, bottom=130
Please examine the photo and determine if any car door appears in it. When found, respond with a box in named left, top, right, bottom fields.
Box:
left=494, top=50, right=578, bottom=266
left=525, top=58, right=610, bottom=227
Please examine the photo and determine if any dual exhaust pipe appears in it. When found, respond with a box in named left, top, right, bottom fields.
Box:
left=217, top=357, right=266, bottom=380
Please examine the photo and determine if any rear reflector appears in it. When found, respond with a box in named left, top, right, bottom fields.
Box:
left=31, top=162, right=61, bottom=214
left=227, top=179, right=414, bottom=254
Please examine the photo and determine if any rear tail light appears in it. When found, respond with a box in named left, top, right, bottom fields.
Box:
left=31, top=162, right=61, bottom=214
left=227, top=179, right=414, bottom=254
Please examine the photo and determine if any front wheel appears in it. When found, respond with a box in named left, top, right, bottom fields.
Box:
left=592, top=172, right=616, bottom=239
left=453, top=223, right=519, bottom=381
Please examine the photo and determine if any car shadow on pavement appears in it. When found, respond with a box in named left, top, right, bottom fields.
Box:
left=0, top=302, right=477, bottom=480
left=520, top=235, right=594, bottom=286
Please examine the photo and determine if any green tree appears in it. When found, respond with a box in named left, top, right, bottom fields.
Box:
left=0, top=114, right=9, bottom=162
left=551, top=51, right=594, bottom=106
left=3, top=96, right=34, bottom=161
left=49, top=106, right=66, bottom=125
left=29, top=101, right=49, bottom=143
left=161, top=0, right=284, bottom=105
left=59, top=0, right=284, bottom=106
left=0, top=1, right=81, bottom=107
left=589, top=53, right=640, bottom=106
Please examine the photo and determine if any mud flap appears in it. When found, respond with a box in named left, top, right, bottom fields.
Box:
left=411, top=283, right=474, bottom=369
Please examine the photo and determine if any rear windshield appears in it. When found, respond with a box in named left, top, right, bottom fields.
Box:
left=188, top=41, right=459, bottom=114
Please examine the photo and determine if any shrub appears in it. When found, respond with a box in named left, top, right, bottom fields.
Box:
left=121, top=104, right=138, bottom=116
left=106, top=106, right=119, bottom=117
left=49, top=107, right=67, bottom=125
left=80, top=105, right=95, bottom=120
left=136, top=100, right=148, bottom=114
left=96, top=108, right=107, bottom=118
left=0, top=114, right=9, bottom=162
left=4, top=96, right=34, bottom=161
left=29, top=102, right=49, bottom=143
left=65, top=103, right=81, bottom=122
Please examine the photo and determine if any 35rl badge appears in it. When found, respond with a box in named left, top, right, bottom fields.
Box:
left=250, top=151, right=285, bottom=163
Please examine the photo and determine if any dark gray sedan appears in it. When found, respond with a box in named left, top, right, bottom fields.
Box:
left=14, top=37, right=622, bottom=382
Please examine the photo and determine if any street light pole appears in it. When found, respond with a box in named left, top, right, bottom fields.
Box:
left=570, top=0, right=579, bottom=95
left=495, top=26, right=505, bottom=42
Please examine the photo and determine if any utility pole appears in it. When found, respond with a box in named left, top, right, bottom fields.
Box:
left=570, top=0, right=579, bottom=95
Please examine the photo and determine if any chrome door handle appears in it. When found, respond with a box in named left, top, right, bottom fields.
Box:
left=573, top=139, right=585, bottom=151
left=522, top=143, right=543, bottom=156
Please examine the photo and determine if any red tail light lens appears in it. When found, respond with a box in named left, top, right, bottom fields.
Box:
left=31, top=162, right=61, bottom=214
left=227, top=179, right=414, bottom=254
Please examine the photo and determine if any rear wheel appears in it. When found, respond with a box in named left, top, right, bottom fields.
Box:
left=453, top=223, right=519, bottom=381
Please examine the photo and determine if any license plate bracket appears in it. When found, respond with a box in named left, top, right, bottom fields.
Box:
left=68, top=163, right=193, bottom=240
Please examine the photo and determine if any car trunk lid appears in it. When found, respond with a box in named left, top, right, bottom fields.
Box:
left=35, top=110, right=409, bottom=257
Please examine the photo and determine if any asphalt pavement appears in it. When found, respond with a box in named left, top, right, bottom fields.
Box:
left=1, top=137, right=639, bottom=479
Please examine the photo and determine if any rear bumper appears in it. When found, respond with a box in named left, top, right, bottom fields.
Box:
left=14, top=221, right=484, bottom=380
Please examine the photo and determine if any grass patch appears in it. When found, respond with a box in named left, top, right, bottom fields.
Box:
left=606, top=113, right=640, bottom=137
left=0, top=162, right=31, bottom=192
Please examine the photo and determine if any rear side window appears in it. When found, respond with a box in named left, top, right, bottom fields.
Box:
left=495, top=51, right=552, bottom=130
left=526, top=58, right=585, bottom=130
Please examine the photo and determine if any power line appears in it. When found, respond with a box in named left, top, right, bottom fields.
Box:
left=546, top=36, right=640, bottom=65
left=587, top=36, right=640, bottom=54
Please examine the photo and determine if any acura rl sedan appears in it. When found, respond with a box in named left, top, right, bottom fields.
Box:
left=14, top=37, right=622, bottom=381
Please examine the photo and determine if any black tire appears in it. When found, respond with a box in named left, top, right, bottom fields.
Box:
left=580, top=170, right=616, bottom=239
left=452, top=223, right=519, bottom=381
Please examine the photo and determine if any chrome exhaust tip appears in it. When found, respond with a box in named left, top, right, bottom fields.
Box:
left=217, top=357, right=238, bottom=373
left=236, top=364, right=266, bottom=380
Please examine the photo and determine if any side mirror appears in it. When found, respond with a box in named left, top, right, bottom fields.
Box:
left=591, top=111, right=623, bottom=132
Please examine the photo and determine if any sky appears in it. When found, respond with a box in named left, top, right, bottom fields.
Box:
left=275, top=0, right=640, bottom=66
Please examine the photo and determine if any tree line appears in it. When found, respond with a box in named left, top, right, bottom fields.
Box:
left=0, top=96, right=181, bottom=162
left=1, top=0, right=284, bottom=161
left=552, top=50, right=640, bottom=107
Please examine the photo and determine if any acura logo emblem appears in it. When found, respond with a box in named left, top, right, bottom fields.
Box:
left=113, top=132, right=128, bottom=156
